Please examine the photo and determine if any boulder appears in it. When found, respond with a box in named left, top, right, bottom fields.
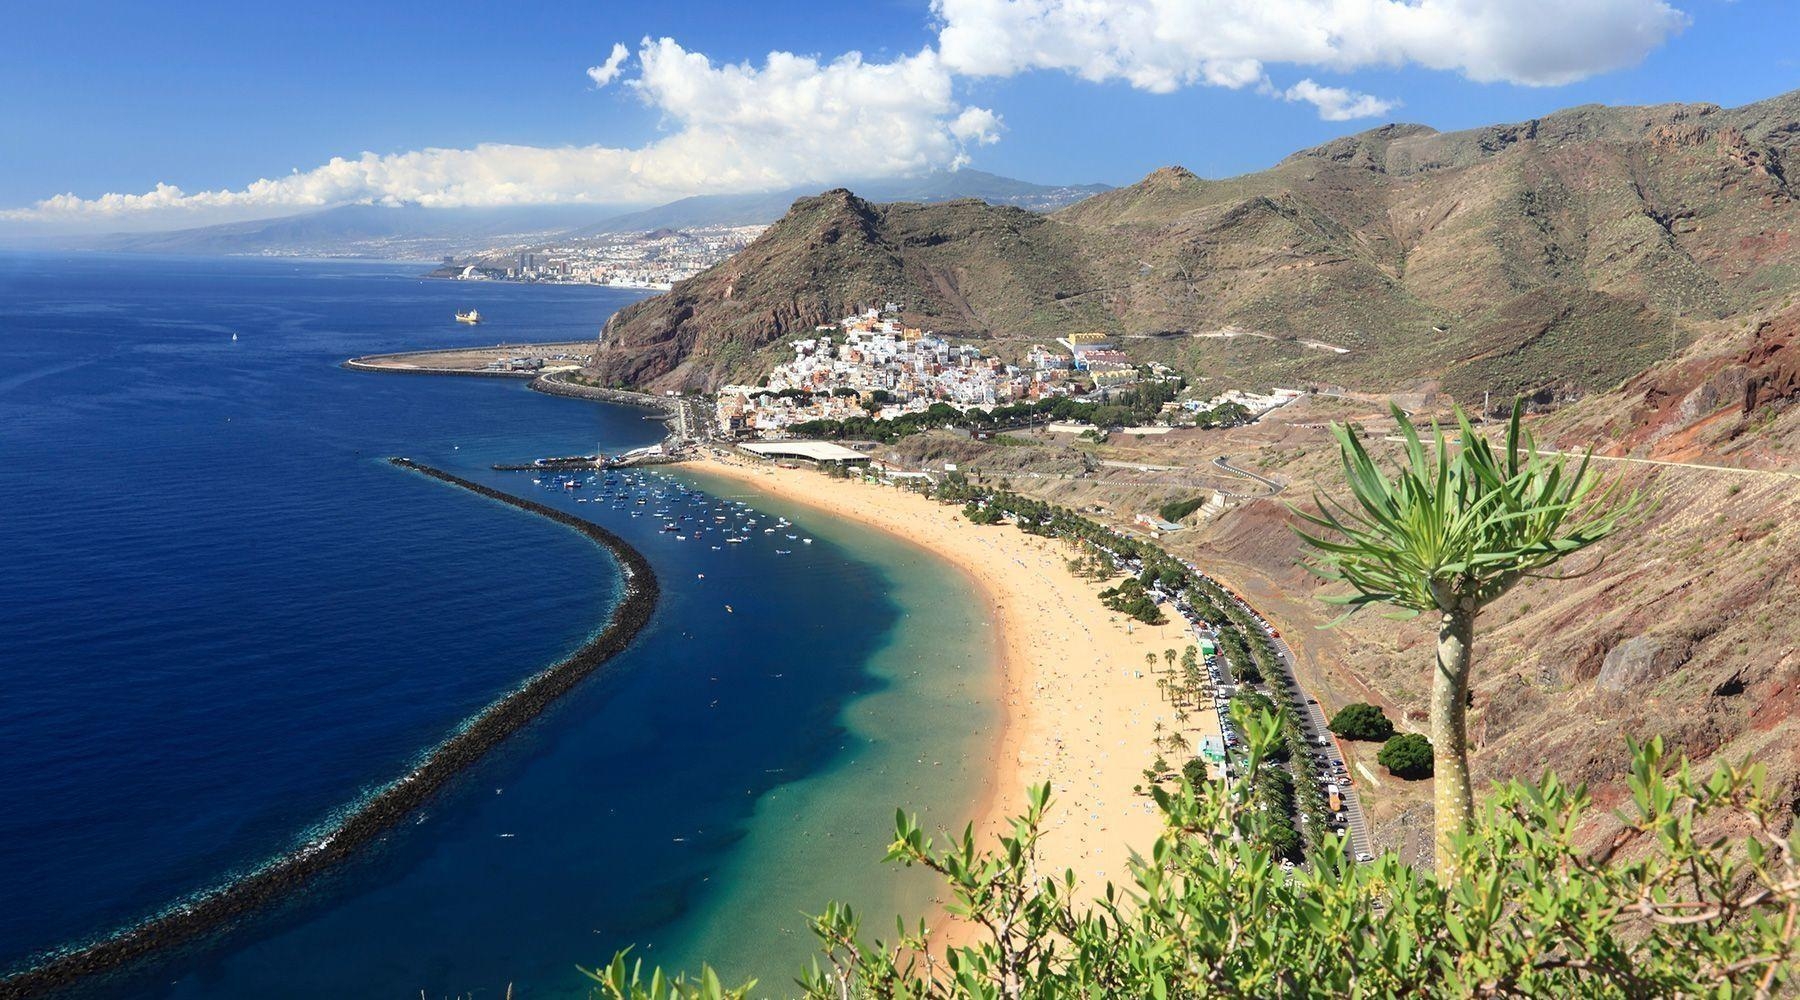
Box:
left=1595, top=635, right=1691, bottom=693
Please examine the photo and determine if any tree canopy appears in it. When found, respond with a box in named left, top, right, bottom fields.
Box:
left=1328, top=702, right=1396, bottom=742
left=1379, top=732, right=1435, bottom=779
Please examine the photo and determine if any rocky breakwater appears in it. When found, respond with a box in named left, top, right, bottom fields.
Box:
left=0, top=460, right=658, bottom=999
left=528, top=369, right=677, bottom=414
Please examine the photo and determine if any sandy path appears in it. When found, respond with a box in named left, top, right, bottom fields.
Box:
left=689, top=456, right=1219, bottom=920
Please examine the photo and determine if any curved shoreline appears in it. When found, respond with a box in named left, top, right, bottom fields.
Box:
left=0, top=460, right=659, bottom=999
left=682, top=456, right=1203, bottom=948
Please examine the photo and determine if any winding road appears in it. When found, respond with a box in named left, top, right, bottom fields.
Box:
left=1211, top=455, right=1286, bottom=498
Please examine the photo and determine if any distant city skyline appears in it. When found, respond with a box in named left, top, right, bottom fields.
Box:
left=4, top=0, right=1796, bottom=233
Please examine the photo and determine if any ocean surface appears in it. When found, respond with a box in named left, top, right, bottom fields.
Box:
left=0, top=253, right=999, bottom=997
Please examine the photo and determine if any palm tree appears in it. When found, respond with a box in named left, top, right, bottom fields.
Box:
left=1164, top=648, right=1178, bottom=674
left=1166, top=730, right=1190, bottom=757
left=1292, top=401, right=1640, bottom=878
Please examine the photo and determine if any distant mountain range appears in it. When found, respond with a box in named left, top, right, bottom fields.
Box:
left=69, top=204, right=611, bottom=260
left=592, top=88, right=1800, bottom=402
left=49, top=171, right=1111, bottom=260
left=567, top=170, right=1112, bottom=236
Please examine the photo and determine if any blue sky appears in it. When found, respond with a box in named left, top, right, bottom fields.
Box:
left=3, top=0, right=1795, bottom=231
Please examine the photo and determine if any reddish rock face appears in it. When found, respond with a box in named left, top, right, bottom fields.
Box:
left=1742, top=308, right=1800, bottom=413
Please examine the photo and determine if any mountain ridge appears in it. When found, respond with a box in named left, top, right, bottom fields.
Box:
left=591, top=87, right=1800, bottom=402
left=568, top=170, right=1111, bottom=237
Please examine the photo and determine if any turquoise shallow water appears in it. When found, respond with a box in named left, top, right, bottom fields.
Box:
left=0, top=253, right=998, bottom=997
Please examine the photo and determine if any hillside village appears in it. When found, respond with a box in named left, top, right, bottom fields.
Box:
left=713, top=304, right=1302, bottom=438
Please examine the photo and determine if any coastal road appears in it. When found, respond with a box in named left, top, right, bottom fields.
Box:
left=1049, top=457, right=1283, bottom=498
left=1381, top=435, right=1800, bottom=482
left=1263, top=627, right=1374, bottom=862
left=1537, top=448, right=1800, bottom=481
left=1168, top=578, right=1373, bottom=863
left=1186, top=577, right=1374, bottom=863
left=1008, top=467, right=1261, bottom=493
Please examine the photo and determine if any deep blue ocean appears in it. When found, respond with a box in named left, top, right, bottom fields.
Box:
left=0, top=254, right=997, bottom=998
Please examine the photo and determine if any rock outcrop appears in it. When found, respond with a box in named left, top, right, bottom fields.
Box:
left=1595, top=635, right=1693, bottom=693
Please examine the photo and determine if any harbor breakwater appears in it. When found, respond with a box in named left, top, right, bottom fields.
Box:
left=0, top=460, right=659, bottom=999
left=526, top=370, right=675, bottom=416
left=341, top=350, right=676, bottom=418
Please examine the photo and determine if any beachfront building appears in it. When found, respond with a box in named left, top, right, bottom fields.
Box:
left=1134, top=512, right=1185, bottom=534
left=1198, top=735, right=1227, bottom=765
left=737, top=441, right=871, bottom=467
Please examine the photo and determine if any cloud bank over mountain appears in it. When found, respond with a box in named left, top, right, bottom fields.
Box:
left=3, top=0, right=1688, bottom=228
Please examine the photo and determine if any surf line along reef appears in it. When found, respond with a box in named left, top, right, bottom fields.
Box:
left=0, top=459, right=659, bottom=1000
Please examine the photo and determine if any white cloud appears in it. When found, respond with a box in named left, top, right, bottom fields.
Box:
left=1282, top=79, right=1396, bottom=121
left=4, top=40, right=998, bottom=224
left=586, top=42, right=631, bottom=88
left=949, top=106, right=1004, bottom=145
left=4, top=0, right=1692, bottom=227
left=934, top=0, right=1688, bottom=90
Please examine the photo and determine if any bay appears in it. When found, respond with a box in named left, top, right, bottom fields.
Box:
left=0, top=253, right=996, bottom=997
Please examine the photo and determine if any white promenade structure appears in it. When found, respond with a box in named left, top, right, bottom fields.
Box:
left=737, top=441, right=871, bottom=466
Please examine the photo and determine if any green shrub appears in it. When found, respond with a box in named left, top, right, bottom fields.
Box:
left=962, top=502, right=1003, bottom=525
left=589, top=723, right=1800, bottom=999
left=1158, top=496, right=1207, bottom=522
left=1379, top=732, right=1434, bottom=779
left=1328, top=702, right=1396, bottom=741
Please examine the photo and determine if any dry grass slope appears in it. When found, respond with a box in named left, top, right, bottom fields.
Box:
left=593, top=89, right=1800, bottom=406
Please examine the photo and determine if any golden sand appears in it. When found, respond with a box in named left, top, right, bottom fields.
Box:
left=690, top=455, right=1219, bottom=913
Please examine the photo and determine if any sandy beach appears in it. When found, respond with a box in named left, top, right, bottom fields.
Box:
left=689, top=455, right=1219, bottom=923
